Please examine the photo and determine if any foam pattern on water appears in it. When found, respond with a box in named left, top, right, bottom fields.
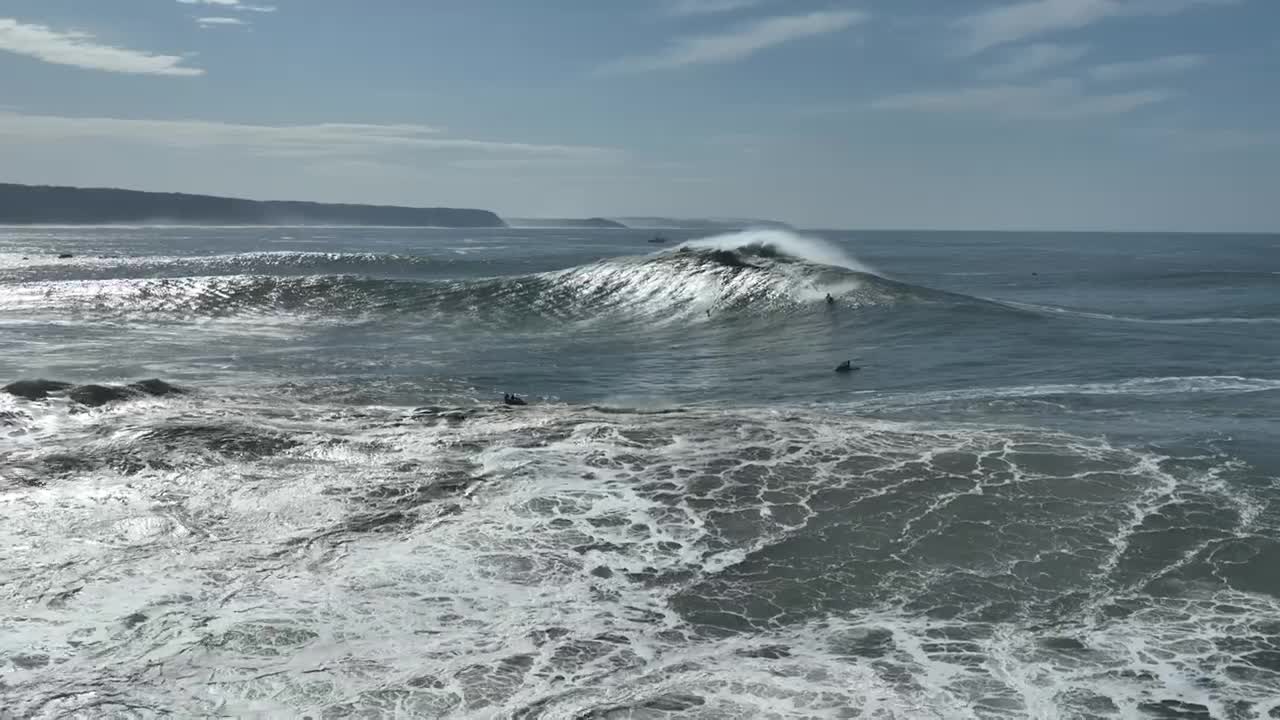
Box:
left=2, top=395, right=1277, bottom=718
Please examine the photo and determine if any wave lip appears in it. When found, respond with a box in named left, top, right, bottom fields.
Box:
left=678, top=228, right=879, bottom=275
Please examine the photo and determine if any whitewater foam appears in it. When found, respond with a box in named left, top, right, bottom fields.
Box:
left=681, top=228, right=880, bottom=276
left=4, top=389, right=1277, bottom=717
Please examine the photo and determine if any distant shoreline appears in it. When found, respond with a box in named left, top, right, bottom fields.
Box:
left=0, top=183, right=505, bottom=228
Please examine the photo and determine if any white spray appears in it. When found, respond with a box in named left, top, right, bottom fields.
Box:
left=679, top=228, right=880, bottom=276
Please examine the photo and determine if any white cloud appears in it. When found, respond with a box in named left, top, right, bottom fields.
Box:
left=871, top=78, right=1172, bottom=119
left=178, top=0, right=277, bottom=10
left=665, top=0, right=765, bottom=16
left=959, top=0, right=1238, bottom=54
left=601, top=10, right=866, bottom=73
left=1090, top=53, right=1205, bottom=81
left=982, top=42, right=1089, bottom=78
left=0, top=112, right=622, bottom=163
left=0, top=18, right=202, bottom=76
left=179, top=0, right=276, bottom=27
left=196, top=17, right=245, bottom=27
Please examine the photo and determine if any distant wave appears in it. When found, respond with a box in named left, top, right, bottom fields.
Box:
left=0, top=250, right=439, bottom=276
left=997, top=300, right=1280, bottom=326
left=844, top=375, right=1280, bottom=410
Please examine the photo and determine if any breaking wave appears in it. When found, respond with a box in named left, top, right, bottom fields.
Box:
left=0, top=231, right=958, bottom=323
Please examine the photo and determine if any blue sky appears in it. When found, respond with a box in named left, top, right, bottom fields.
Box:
left=0, top=0, right=1276, bottom=230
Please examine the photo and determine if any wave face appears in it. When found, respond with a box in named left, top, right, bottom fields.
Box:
left=2, top=225, right=1278, bottom=718
left=0, top=231, right=950, bottom=325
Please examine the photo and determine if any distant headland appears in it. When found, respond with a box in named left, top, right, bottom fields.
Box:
left=614, top=217, right=793, bottom=231
left=0, top=183, right=506, bottom=228
left=0, top=182, right=793, bottom=231
left=507, top=217, right=629, bottom=229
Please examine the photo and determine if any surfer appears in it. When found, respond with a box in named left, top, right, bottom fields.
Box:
left=835, top=360, right=858, bottom=373
left=825, top=293, right=835, bottom=305
left=503, top=393, right=527, bottom=406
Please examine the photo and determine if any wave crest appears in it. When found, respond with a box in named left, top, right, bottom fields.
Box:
left=680, top=228, right=879, bottom=275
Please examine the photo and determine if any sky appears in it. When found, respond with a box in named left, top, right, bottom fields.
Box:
left=0, top=0, right=1276, bottom=231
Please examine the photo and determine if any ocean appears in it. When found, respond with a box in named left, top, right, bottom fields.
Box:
left=1, top=226, right=1278, bottom=719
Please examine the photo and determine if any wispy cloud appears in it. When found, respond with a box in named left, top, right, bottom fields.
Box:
left=0, top=18, right=202, bottom=76
left=981, top=42, right=1088, bottom=78
left=959, top=0, right=1238, bottom=54
left=1155, top=127, right=1280, bottom=152
left=665, top=0, right=765, bottom=16
left=1090, top=53, right=1205, bottom=81
left=601, top=10, right=866, bottom=73
left=178, top=0, right=277, bottom=11
left=871, top=78, right=1172, bottom=119
left=0, top=112, right=622, bottom=163
left=196, top=17, right=246, bottom=27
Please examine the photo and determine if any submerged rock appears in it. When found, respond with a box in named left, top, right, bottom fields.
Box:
left=2, top=379, right=73, bottom=401
left=128, top=378, right=186, bottom=397
left=4, top=377, right=188, bottom=406
left=68, top=384, right=136, bottom=407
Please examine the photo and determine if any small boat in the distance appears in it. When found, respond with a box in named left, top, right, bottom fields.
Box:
left=648, top=235, right=668, bottom=244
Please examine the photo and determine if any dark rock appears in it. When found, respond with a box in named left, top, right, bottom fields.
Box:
left=64, top=379, right=185, bottom=407
left=68, top=384, right=137, bottom=407
left=3, top=379, right=72, bottom=401
left=128, top=378, right=185, bottom=397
